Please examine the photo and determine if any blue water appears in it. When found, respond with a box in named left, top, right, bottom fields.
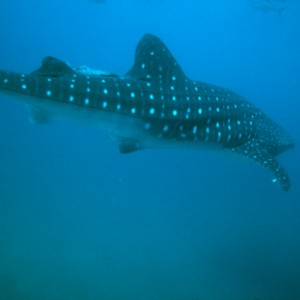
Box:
left=0, top=1, right=299, bottom=299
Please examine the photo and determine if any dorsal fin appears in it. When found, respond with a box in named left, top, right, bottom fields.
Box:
left=31, top=56, right=74, bottom=77
left=126, top=34, right=187, bottom=86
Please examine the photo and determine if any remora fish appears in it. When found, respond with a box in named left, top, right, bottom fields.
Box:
left=0, top=34, right=294, bottom=191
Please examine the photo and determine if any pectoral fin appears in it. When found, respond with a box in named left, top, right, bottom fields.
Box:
left=27, top=106, right=52, bottom=124
left=118, top=138, right=142, bottom=154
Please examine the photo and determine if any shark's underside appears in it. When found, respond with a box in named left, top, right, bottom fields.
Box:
left=0, top=34, right=294, bottom=191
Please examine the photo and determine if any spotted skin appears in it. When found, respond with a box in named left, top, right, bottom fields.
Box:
left=0, top=34, right=294, bottom=191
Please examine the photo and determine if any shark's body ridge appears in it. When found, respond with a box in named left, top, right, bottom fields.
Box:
left=0, top=34, right=293, bottom=191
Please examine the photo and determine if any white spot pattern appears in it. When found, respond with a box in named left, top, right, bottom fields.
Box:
left=0, top=33, right=291, bottom=191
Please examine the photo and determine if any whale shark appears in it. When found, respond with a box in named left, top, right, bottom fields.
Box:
left=0, top=34, right=294, bottom=191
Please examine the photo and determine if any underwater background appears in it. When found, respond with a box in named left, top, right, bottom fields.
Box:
left=0, top=0, right=299, bottom=299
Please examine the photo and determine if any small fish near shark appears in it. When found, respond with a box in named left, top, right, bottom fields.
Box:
left=90, top=0, right=106, bottom=4
left=249, top=0, right=289, bottom=14
left=0, top=34, right=294, bottom=191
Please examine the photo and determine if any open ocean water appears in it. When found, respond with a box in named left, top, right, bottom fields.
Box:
left=0, top=0, right=299, bottom=299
